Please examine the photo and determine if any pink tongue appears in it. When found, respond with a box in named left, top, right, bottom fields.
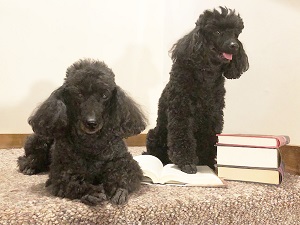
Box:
left=223, top=53, right=233, bottom=60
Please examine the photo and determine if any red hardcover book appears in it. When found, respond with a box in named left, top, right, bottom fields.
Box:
left=216, top=134, right=290, bottom=148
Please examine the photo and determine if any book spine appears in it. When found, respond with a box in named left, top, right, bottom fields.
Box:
left=276, top=136, right=290, bottom=147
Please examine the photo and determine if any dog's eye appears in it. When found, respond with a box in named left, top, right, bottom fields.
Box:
left=215, top=31, right=221, bottom=35
left=101, top=90, right=110, bottom=100
left=102, top=93, right=108, bottom=99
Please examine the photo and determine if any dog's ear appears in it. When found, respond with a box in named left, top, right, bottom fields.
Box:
left=109, top=86, right=147, bottom=138
left=170, top=27, right=203, bottom=64
left=223, top=40, right=249, bottom=79
left=28, top=86, right=68, bottom=137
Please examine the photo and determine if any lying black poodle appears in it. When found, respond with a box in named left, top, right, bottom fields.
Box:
left=146, top=7, right=249, bottom=173
left=18, top=59, right=147, bottom=205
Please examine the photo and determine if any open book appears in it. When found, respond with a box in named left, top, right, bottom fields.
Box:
left=133, top=155, right=226, bottom=187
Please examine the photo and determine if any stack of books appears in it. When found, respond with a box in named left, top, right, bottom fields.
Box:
left=216, top=134, right=290, bottom=185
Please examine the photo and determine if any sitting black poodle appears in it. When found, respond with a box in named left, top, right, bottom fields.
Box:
left=18, top=59, right=147, bottom=205
left=146, top=7, right=249, bottom=173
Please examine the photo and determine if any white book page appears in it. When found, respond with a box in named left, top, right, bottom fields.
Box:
left=133, top=155, right=164, bottom=183
left=160, top=165, right=224, bottom=186
left=134, top=155, right=225, bottom=186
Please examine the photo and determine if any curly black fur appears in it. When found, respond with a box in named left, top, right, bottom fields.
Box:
left=18, top=59, right=147, bottom=205
left=145, top=7, right=249, bottom=173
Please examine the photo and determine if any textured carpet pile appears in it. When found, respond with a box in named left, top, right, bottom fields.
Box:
left=0, top=147, right=299, bottom=224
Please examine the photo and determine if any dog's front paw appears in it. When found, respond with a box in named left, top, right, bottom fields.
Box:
left=180, top=164, right=197, bottom=174
left=81, top=192, right=107, bottom=206
left=20, top=167, right=37, bottom=175
left=110, top=188, right=128, bottom=205
left=18, top=156, right=38, bottom=175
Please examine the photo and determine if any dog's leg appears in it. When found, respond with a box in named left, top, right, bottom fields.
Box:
left=46, top=171, right=107, bottom=206
left=195, top=102, right=224, bottom=170
left=44, top=139, right=108, bottom=205
left=145, top=90, right=172, bottom=164
left=103, top=143, right=143, bottom=205
left=145, top=128, right=170, bottom=165
left=18, top=134, right=52, bottom=175
left=196, top=133, right=217, bottom=170
left=166, top=92, right=199, bottom=173
left=80, top=185, right=107, bottom=206
left=103, top=154, right=143, bottom=205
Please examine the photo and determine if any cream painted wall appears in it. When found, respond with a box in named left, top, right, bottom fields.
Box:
left=1, top=0, right=299, bottom=145
left=0, top=0, right=164, bottom=134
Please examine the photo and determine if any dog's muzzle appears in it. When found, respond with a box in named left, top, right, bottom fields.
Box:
left=221, top=41, right=239, bottom=61
left=80, top=117, right=103, bottom=134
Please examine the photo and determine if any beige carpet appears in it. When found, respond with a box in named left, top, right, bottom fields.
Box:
left=0, top=147, right=299, bottom=225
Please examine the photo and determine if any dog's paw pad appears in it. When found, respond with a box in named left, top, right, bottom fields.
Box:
left=180, top=164, right=197, bottom=174
left=110, top=188, right=128, bottom=205
left=81, top=192, right=107, bottom=206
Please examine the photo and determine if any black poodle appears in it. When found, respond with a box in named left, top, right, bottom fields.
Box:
left=18, top=59, right=147, bottom=205
left=146, top=7, right=249, bottom=173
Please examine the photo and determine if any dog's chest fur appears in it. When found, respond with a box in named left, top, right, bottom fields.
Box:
left=172, top=69, right=226, bottom=110
left=192, top=71, right=225, bottom=114
left=164, top=68, right=226, bottom=132
left=52, top=136, right=125, bottom=180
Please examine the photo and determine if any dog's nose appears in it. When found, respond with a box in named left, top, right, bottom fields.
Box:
left=229, top=42, right=239, bottom=50
left=85, top=119, right=98, bottom=130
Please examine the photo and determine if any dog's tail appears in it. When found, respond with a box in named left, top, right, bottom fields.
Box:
left=144, top=128, right=171, bottom=165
